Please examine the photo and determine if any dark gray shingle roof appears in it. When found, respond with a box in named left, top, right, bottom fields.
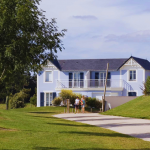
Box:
left=57, top=59, right=128, bottom=71
left=51, top=56, right=150, bottom=71
left=132, top=56, right=150, bottom=70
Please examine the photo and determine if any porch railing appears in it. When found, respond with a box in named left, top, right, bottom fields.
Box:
left=56, top=79, right=123, bottom=89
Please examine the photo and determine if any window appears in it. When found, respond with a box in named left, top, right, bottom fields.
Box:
left=128, top=92, right=137, bottom=96
left=129, top=70, right=136, bottom=81
left=45, top=71, right=52, bottom=82
left=45, top=93, right=53, bottom=106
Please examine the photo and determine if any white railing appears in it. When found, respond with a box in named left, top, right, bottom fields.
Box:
left=56, top=79, right=123, bottom=89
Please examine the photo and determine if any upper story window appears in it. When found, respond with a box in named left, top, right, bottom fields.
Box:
left=129, top=70, right=136, bottom=81
left=45, top=71, right=53, bottom=82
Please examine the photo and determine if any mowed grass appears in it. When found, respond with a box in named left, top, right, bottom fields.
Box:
left=1, top=104, right=150, bottom=149
left=103, top=96, right=150, bottom=119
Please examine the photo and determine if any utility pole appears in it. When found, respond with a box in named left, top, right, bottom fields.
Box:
left=102, top=63, right=109, bottom=112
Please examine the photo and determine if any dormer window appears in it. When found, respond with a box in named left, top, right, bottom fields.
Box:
left=45, top=71, right=53, bottom=82
left=129, top=70, right=136, bottom=81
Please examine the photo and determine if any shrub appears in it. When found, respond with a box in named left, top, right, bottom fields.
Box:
left=140, top=76, right=150, bottom=96
left=30, top=94, right=37, bottom=107
left=10, top=89, right=30, bottom=109
left=86, top=97, right=102, bottom=109
left=59, top=89, right=82, bottom=105
left=52, top=97, right=62, bottom=106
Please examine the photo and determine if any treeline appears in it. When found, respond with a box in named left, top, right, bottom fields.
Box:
left=0, top=73, right=37, bottom=104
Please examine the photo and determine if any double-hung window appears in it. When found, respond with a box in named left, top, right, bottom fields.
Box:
left=129, top=70, right=136, bottom=81
left=45, top=71, right=52, bottom=82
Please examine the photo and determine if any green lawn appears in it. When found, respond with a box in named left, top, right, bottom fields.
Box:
left=103, top=96, right=150, bottom=119
left=1, top=104, right=150, bottom=149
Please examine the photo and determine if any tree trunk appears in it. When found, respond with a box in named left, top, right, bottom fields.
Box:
left=6, top=96, right=9, bottom=110
left=0, top=68, right=5, bottom=81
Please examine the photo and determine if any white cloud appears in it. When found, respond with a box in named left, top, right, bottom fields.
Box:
left=72, top=15, right=98, bottom=20
left=39, top=0, right=150, bottom=61
left=105, top=30, right=150, bottom=43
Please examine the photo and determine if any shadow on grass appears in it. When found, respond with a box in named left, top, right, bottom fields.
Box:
left=29, top=112, right=55, bottom=114
left=33, top=147, right=59, bottom=150
left=47, top=122, right=92, bottom=127
left=60, top=131, right=132, bottom=138
left=33, top=147, right=150, bottom=150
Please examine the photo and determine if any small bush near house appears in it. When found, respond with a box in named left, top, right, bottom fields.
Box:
left=59, top=89, right=82, bottom=105
left=140, top=76, right=150, bottom=96
left=86, top=97, right=102, bottom=109
left=10, top=89, right=31, bottom=109
left=30, top=95, right=37, bottom=107
left=52, top=97, right=63, bottom=106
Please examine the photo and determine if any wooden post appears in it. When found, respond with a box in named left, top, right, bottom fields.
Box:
left=6, top=96, right=9, bottom=110
left=102, top=63, right=109, bottom=112
left=67, top=99, right=70, bottom=113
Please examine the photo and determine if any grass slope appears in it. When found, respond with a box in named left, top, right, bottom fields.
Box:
left=0, top=104, right=150, bottom=149
left=103, top=96, right=150, bottom=119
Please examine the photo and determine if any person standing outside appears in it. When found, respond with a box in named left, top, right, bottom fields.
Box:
left=81, top=95, right=86, bottom=113
left=75, top=97, right=80, bottom=113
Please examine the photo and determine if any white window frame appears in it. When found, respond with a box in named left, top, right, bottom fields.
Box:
left=44, top=92, right=53, bottom=106
left=128, top=70, right=137, bottom=82
left=44, top=70, right=53, bottom=83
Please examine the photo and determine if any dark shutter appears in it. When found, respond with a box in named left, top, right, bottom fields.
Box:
left=95, top=72, right=99, bottom=87
left=107, top=72, right=111, bottom=87
left=40, top=92, right=44, bottom=107
left=69, top=73, right=73, bottom=88
left=95, top=72, right=99, bottom=79
left=53, top=92, right=56, bottom=99
left=108, top=72, right=111, bottom=79
left=80, top=72, right=84, bottom=88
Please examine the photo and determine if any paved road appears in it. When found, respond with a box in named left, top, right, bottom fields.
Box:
left=53, top=113, right=150, bottom=142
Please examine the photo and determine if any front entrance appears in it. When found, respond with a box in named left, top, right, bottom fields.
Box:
left=45, top=93, right=53, bottom=106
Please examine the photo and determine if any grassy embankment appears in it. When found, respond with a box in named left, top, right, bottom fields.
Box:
left=1, top=104, right=150, bottom=149
left=103, top=96, right=150, bottom=119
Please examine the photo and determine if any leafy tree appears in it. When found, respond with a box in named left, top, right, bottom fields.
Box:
left=0, top=0, right=66, bottom=108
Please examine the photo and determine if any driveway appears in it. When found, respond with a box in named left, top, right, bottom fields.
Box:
left=53, top=113, right=150, bottom=142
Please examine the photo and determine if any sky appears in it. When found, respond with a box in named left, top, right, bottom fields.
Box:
left=39, top=0, right=150, bottom=61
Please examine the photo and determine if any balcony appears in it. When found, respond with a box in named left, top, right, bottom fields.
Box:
left=56, top=79, right=123, bottom=91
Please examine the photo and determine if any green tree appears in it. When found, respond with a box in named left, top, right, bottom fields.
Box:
left=0, top=0, right=66, bottom=108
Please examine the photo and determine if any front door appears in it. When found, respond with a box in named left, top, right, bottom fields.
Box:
left=45, top=93, right=53, bottom=106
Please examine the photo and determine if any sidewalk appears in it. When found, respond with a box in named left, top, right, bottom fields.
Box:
left=53, top=113, right=150, bottom=142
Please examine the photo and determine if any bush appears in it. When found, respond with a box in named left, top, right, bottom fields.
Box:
left=86, top=97, right=102, bottom=109
left=140, top=76, right=150, bottom=96
left=59, top=89, right=82, bottom=105
left=10, top=89, right=30, bottom=109
left=52, top=97, right=62, bottom=106
left=30, top=94, right=37, bottom=107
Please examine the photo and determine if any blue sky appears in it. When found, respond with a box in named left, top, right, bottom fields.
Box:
left=39, top=0, right=150, bottom=60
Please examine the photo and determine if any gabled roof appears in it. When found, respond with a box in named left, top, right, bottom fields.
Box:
left=51, top=58, right=128, bottom=71
left=132, top=56, right=150, bottom=70
left=117, top=56, right=150, bottom=70
left=50, top=56, right=150, bottom=71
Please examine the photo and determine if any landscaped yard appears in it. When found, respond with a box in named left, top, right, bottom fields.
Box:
left=1, top=104, right=150, bottom=149
left=103, top=96, right=150, bottom=119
